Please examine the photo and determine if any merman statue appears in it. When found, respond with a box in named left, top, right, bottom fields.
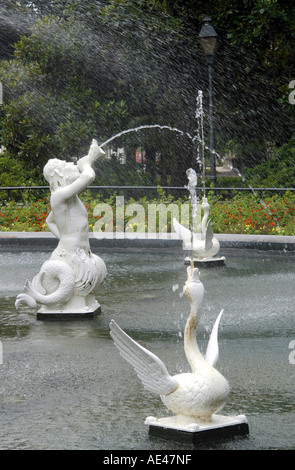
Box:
left=15, top=139, right=107, bottom=319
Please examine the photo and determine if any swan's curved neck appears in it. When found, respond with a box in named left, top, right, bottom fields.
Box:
left=184, top=299, right=204, bottom=373
left=201, top=208, right=209, bottom=235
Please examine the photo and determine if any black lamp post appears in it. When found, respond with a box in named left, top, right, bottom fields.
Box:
left=198, top=15, right=218, bottom=187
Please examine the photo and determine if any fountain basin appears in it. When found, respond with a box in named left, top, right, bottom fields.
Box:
left=1, top=241, right=295, bottom=450
left=1, top=231, right=295, bottom=252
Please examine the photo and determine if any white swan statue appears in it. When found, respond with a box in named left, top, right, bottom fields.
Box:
left=173, top=196, right=222, bottom=261
left=110, top=266, right=230, bottom=423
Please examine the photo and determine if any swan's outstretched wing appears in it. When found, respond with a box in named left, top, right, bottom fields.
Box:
left=204, top=219, right=214, bottom=251
left=110, top=320, right=178, bottom=396
left=205, top=309, right=224, bottom=367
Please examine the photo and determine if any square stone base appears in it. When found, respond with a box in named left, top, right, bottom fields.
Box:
left=37, top=304, right=101, bottom=321
left=145, top=414, right=249, bottom=445
left=185, top=256, right=226, bottom=267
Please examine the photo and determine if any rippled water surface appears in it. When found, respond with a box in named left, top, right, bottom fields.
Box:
left=1, top=247, right=295, bottom=450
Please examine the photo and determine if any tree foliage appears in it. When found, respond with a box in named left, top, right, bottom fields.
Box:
left=243, top=135, right=295, bottom=188
left=0, top=0, right=294, bottom=187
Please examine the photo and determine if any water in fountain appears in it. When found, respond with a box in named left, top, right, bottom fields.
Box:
left=1, top=247, right=295, bottom=450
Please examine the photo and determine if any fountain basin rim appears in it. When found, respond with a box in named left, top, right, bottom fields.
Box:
left=0, top=232, right=295, bottom=252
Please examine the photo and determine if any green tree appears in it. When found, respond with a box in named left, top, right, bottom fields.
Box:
left=243, top=135, right=295, bottom=188
left=0, top=14, right=130, bottom=175
left=0, top=0, right=294, bottom=188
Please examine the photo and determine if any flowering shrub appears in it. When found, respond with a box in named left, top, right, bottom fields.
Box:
left=0, top=198, right=51, bottom=231
left=1, top=190, right=295, bottom=235
left=209, top=191, right=295, bottom=236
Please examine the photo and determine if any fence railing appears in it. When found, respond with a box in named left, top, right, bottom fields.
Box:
left=1, top=185, right=295, bottom=201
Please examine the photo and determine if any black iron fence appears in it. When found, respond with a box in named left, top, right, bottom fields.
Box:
left=1, top=185, right=295, bottom=202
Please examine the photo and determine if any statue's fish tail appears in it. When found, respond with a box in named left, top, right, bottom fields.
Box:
left=15, top=260, right=75, bottom=309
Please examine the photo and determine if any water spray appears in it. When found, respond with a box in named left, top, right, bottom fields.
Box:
left=185, top=168, right=198, bottom=270
left=96, top=92, right=282, bottom=234
left=99, top=124, right=195, bottom=148
left=196, top=90, right=205, bottom=196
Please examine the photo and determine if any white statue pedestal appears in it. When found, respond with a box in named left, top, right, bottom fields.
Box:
left=145, top=414, right=249, bottom=445
left=185, top=256, right=226, bottom=267
left=36, top=297, right=101, bottom=321
left=36, top=305, right=101, bottom=321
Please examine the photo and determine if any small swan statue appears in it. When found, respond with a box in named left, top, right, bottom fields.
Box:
left=110, top=266, right=230, bottom=425
left=173, top=196, right=221, bottom=261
